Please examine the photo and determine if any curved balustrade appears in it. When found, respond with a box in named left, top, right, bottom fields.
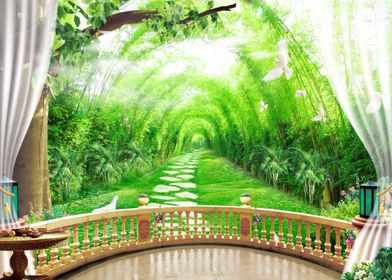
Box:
left=30, top=206, right=355, bottom=278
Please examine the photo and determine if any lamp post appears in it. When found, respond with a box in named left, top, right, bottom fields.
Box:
left=359, top=181, right=378, bottom=218
left=352, top=181, right=385, bottom=231
left=0, top=176, right=19, bottom=223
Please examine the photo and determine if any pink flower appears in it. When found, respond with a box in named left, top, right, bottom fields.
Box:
left=341, top=191, right=347, bottom=197
left=349, top=187, right=355, bottom=193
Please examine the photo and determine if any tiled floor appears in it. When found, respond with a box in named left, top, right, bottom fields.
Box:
left=59, top=245, right=340, bottom=280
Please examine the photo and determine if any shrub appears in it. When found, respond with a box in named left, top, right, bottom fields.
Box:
left=341, top=261, right=374, bottom=280
left=372, top=247, right=392, bottom=279
left=322, top=199, right=359, bottom=221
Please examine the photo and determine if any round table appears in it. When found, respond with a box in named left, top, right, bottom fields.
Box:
left=0, top=233, right=69, bottom=280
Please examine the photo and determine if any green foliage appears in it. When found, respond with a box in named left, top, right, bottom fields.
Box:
left=321, top=199, right=359, bottom=221
left=144, top=0, right=222, bottom=43
left=372, top=247, right=392, bottom=280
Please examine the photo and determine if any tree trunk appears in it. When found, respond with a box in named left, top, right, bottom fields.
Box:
left=13, top=86, right=51, bottom=216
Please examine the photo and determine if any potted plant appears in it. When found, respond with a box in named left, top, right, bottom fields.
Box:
left=240, top=193, right=251, bottom=207
left=344, top=229, right=356, bottom=247
left=138, top=194, right=149, bottom=207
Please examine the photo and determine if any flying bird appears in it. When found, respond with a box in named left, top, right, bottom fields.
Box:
left=262, top=39, right=293, bottom=82
left=260, top=100, right=268, bottom=112
left=295, top=90, right=307, bottom=97
left=92, top=195, right=119, bottom=213
left=366, top=91, right=388, bottom=114
left=312, top=105, right=326, bottom=122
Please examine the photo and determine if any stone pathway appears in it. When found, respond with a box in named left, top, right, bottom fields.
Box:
left=147, top=150, right=205, bottom=228
left=148, top=150, right=203, bottom=215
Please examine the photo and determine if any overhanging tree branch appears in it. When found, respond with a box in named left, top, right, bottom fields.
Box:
left=87, top=3, right=237, bottom=35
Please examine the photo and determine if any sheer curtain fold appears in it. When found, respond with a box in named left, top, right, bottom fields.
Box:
left=302, top=0, right=392, bottom=272
left=0, top=0, right=57, bottom=275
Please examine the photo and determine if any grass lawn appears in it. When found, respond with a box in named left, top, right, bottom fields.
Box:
left=59, top=150, right=319, bottom=216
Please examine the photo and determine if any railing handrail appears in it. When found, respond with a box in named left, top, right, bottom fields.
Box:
left=31, top=205, right=354, bottom=230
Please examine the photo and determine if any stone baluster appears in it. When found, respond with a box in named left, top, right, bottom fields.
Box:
left=102, top=219, right=109, bottom=249
left=334, top=227, right=343, bottom=262
left=304, top=222, right=313, bottom=253
left=153, top=215, right=159, bottom=242
left=36, top=250, right=48, bottom=274
left=111, top=218, right=119, bottom=248
left=261, top=216, right=267, bottom=245
left=72, top=224, right=82, bottom=259
left=161, top=212, right=167, bottom=241
left=177, top=211, right=183, bottom=239
left=217, top=211, right=222, bottom=239
left=270, top=216, right=275, bottom=246
left=193, top=211, right=199, bottom=238
left=287, top=219, right=294, bottom=249
left=48, top=246, right=60, bottom=268
left=346, top=240, right=352, bottom=258
left=278, top=217, right=284, bottom=248
left=232, top=212, right=238, bottom=240
left=169, top=212, right=174, bottom=240
left=253, top=220, right=259, bottom=243
left=201, top=211, right=207, bottom=238
left=209, top=211, right=214, bottom=238
left=185, top=211, right=190, bottom=239
left=93, top=221, right=100, bottom=251
left=295, top=220, right=303, bottom=251
left=323, top=226, right=332, bottom=259
left=61, top=226, right=71, bottom=264
left=120, top=217, right=127, bottom=246
left=224, top=212, right=230, bottom=239
left=83, top=222, right=90, bottom=255
left=130, top=216, right=135, bottom=244
left=314, top=224, right=322, bottom=256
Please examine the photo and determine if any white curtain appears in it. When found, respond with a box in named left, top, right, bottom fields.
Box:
left=0, top=0, right=57, bottom=275
left=297, top=0, right=392, bottom=272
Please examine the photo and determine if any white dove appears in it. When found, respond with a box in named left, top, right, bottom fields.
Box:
left=92, top=195, right=119, bottom=213
left=262, top=39, right=293, bottom=82
left=312, top=105, right=326, bottom=122
left=260, top=100, right=268, bottom=112
left=366, top=91, right=388, bottom=114
left=274, top=232, right=280, bottom=244
left=295, top=90, right=307, bottom=97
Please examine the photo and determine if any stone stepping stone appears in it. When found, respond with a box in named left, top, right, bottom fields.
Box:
left=177, top=174, right=194, bottom=179
left=151, top=195, right=176, bottom=200
left=153, top=184, right=180, bottom=193
left=167, top=201, right=198, bottom=206
left=176, top=192, right=198, bottom=199
left=163, top=170, right=180, bottom=175
left=168, top=166, right=184, bottom=169
left=180, top=169, right=195, bottom=173
left=184, top=165, right=196, bottom=169
left=170, top=182, right=196, bottom=189
left=160, top=176, right=181, bottom=182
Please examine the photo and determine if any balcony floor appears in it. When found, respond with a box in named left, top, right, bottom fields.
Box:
left=59, top=245, right=340, bottom=280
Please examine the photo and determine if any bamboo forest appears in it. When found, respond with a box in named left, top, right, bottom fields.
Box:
left=0, top=0, right=392, bottom=279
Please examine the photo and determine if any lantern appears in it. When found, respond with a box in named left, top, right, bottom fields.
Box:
left=359, top=181, right=378, bottom=218
left=0, top=175, right=19, bottom=222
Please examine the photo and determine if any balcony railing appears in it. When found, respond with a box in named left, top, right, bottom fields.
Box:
left=30, top=206, right=355, bottom=277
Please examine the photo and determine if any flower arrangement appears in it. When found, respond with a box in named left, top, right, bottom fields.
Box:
left=155, top=212, right=163, bottom=224
left=341, top=261, right=374, bottom=280
left=344, top=229, right=356, bottom=245
left=341, top=186, right=359, bottom=202
left=253, top=214, right=261, bottom=225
